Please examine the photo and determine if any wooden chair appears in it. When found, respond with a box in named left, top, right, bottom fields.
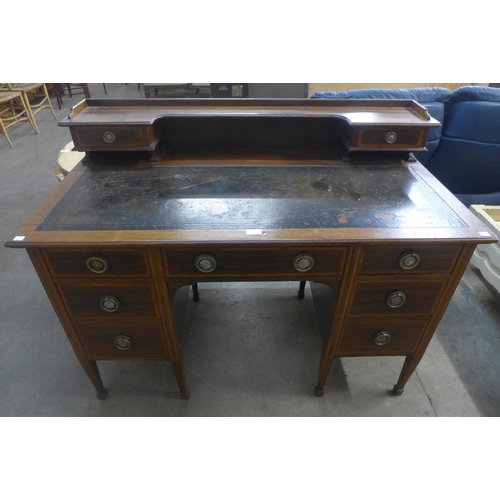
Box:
left=5, top=83, right=57, bottom=132
left=0, top=90, right=39, bottom=147
left=54, top=84, right=90, bottom=109
left=54, top=84, right=107, bottom=109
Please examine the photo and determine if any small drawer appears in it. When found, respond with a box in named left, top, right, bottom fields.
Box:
left=43, top=248, right=150, bottom=278
left=348, top=279, right=447, bottom=316
left=57, top=282, right=160, bottom=320
left=358, top=244, right=462, bottom=275
left=337, top=318, right=428, bottom=356
left=71, top=125, right=157, bottom=151
left=354, top=127, right=427, bottom=149
left=75, top=321, right=168, bottom=359
left=163, top=247, right=348, bottom=277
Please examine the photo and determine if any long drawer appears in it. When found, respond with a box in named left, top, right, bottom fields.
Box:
left=163, top=247, right=348, bottom=277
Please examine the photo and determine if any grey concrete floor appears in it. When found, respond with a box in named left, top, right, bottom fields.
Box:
left=1, top=83, right=500, bottom=417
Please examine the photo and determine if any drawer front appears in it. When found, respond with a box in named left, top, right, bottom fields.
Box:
left=75, top=321, right=168, bottom=359
left=355, top=127, right=426, bottom=149
left=337, top=318, right=428, bottom=356
left=359, top=244, right=462, bottom=275
left=71, top=125, right=156, bottom=150
left=57, top=283, right=160, bottom=320
left=348, top=279, right=447, bottom=316
left=163, top=247, right=348, bottom=277
left=43, top=248, right=150, bottom=278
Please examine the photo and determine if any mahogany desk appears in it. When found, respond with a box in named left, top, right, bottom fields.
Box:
left=5, top=98, right=497, bottom=400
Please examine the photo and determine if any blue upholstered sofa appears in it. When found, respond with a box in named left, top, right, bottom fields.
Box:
left=311, top=86, right=500, bottom=207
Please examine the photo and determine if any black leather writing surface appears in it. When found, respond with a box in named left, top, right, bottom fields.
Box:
left=37, top=165, right=466, bottom=231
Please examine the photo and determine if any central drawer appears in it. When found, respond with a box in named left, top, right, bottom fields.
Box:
left=57, top=282, right=160, bottom=320
left=163, top=247, right=348, bottom=277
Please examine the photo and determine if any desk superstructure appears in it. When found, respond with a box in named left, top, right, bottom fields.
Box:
left=6, top=98, right=497, bottom=399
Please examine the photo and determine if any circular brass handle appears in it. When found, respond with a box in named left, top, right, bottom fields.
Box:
left=99, top=295, right=120, bottom=313
left=86, top=255, right=109, bottom=274
left=103, top=131, right=116, bottom=143
left=114, top=335, right=132, bottom=350
left=373, top=331, right=392, bottom=346
left=385, top=131, right=398, bottom=144
left=399, top=251, right=420, bottom=270
left=386, top=291, right=406, bottom=308
left=195, top=254, right=217, bottom=273
left=293, top=254, right=315, bottom=272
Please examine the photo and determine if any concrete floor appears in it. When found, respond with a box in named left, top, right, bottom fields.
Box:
left=1, top=83, right=500, bottom=417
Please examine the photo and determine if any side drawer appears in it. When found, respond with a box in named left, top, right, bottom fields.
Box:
left=57, top=282, right=160, bottom=320
left=358, top=244, right=463, bottom=275
left=75, top=321, right=169, bottom=359
left=70, top=125, right=158, bottom=151
left=337, top=318, right=428, bottom=356
left=348, top=278, right=448, bottom=316
left=43, top=248, right=150, bottom=278
left=163, top=247, right=348, bottom=277
left=354, top=127, right=427, bottom=149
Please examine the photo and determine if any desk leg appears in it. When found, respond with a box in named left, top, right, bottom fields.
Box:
left=392, top=355, right=420, bottom=395
left=192, top=282, right=200, bottom=302
left=85, top=361, right=108, bottom=399
left=315, top=347, right=334, bottom=397
left=150, top=251, right=191, bottom=399
left=170, top=360, right=190, bottom=400
left=298, top=281, right=306, bottom=300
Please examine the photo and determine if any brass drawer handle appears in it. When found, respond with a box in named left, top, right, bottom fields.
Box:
left=386, top=291, right=406, bottom=308
left=373, top=331, right=391, bottom=346
left=114, top=335, right=132, bottom=350
left=385, top=131, right=398, bottom=144
left=195, top=254, right=217, bottom=273
left=86, top=255, right=109, bottom=274
left=293, top=253, right=315, bottom=272
left=99, top=295, right=120, bottom=312
left=398, top=251, right=420, bottom=270
left=103, top=131, right=116, bottom=143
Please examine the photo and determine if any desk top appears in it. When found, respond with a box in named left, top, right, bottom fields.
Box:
left=37, top=164, right=465, bottom=232
left=6, top=160, right=497, bottom=248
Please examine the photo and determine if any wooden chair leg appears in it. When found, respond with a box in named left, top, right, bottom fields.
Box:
left=20, top=93, right=39, bottom=133
left=42, top=84, right=58, bottom=119
left=0, top=117, right=14, bottom=147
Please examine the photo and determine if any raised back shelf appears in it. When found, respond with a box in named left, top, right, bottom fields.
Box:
left=59, top=98, right=440, bottom=161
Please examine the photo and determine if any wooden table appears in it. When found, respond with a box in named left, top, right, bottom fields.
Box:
left=5, top=98, right=497, bottom=400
